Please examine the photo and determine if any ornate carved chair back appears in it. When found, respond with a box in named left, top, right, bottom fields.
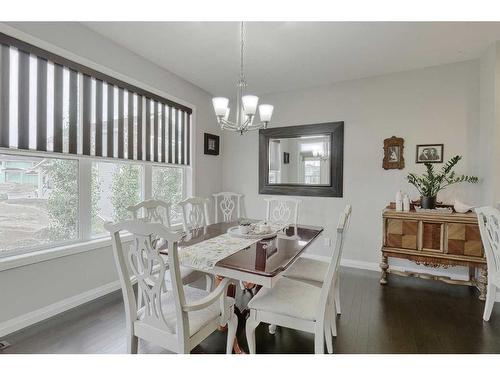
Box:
left=476, top=207, right=500, bottom=321
left=178, top=196, right=210, bottom=232
left=105, top=220, right=188, bottom=349
left=128, top=199, right=172, bottom=227
left=213, top=192, right=243, bottom=223
left=264, top=197, right=301, bottom=227
left=476, top=207, right=500, bottom=281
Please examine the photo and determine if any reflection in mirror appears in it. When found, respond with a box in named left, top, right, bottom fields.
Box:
left=268, top=135, right=330, bottom=185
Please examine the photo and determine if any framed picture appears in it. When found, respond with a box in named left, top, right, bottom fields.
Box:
left=415, top=144, right=444, bottom=163
left=283, top=152, right=290, bottom=164
left=383, top=136, right=405, bottom=170
left=204, top=133, right=220, bottom=155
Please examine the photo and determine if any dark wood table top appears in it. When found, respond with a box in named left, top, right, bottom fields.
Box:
left=173, top=220, right=323, bottom=278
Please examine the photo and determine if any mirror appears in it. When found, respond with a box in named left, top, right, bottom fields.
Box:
left=268, top=135, right=331, bottom=185
left=259, top=122, right=344, bottom=197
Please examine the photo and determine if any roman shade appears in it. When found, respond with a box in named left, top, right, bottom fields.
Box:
left=0, top=32, right=192, bottom=165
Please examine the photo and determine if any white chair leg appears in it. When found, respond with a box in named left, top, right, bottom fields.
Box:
left=268, top=324, right=277, bottom=334
left=226, top=313, right=238, bottom=354
left=330, top=301, right=337, bottom=337
left=245, top=312, right=260, bottom=354
left=483, top=284, right=496, bottom=321
left=324, top=314, right=333, bottom=354
left=314, top=324, right=325, bottom=354
left=334, top=276, right=341, bottom=315
left=127, top=329, right=138, bottom=354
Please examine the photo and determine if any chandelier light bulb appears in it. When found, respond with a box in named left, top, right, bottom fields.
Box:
left=242, top=95, right=259, bottom=115
left=258, top=104, right=274, bottom=122
left=212, top=97, right=229, bottom=116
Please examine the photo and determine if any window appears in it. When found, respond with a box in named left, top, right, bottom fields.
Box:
left=0, top=32, right=193, bottom=257
left=91, top=161, right=143, bottom=236
left=152, top=166, right=184, bottom=224
left=0, top=153, right=78, bottom=254
left=303, top=158, right=321, bottom=185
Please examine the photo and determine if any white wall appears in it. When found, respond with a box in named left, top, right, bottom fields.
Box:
left=0, top=22, right=222, bottom=333
left=222, top=61, right=482, bottom=271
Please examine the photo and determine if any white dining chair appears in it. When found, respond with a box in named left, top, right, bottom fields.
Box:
left=127, top=199, right=211, bottom=291
left=245, top=209, right=348, bottom=354
left=105, top=220, right=238, bottom=354
left=476, top=206, right=500, bottom=321
left=264, top=197, right=301, bottom=226
left=178, top=196, right=210, bottom=232
left=283, top=205, right=352, bottom=322
left=213, top=192, right=243, bottom=223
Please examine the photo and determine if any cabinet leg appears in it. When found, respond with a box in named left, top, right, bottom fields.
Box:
left=478, top=268, right=488, bottom=301
left=379, top=254, right=389, bottom=285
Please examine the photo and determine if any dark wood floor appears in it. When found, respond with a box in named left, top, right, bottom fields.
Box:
left=2, top=267, right=500, bottom=354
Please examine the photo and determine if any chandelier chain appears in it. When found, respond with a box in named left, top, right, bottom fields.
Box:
left=240, top=21, right=245, bottom=82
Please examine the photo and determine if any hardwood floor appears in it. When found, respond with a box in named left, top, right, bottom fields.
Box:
left=2, top=267, right=499, bottom=354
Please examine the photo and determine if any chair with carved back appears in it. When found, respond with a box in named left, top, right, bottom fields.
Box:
left=213, top=192, right=243, bottom=223
left=178, top=196, right=211, bottom=232
left=127, top=200, right=211, bottom=295
left=245, top=209, right=348, bottom=354
left=476, top=207, right=500, bottom=321
left=105, top=220, right=238, bottom=354
left=264, top=197, right=301, bottom=227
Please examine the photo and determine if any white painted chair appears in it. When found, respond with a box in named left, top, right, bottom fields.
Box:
left=178, top=196, right=211, bottom=232
left=213, top=192, right=243, bottom=223
left=127, top=199, right=210, bottom=291
left=128, top=199, right=172, bottom=227
left=245, top=209, right=348, bottom=354
left=283, top=205, right=352, bottom=323
left=264, top=197, right=301, bottom=226
left=476, top=207, right=500, bottom=321
left=105, top=220, right=238, bottom=354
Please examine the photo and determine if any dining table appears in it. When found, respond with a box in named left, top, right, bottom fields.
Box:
left=160, top=219, right=323, bottom=353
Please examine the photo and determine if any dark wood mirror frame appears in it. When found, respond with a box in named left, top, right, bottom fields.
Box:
left=259, top=121, right=344, bottom=197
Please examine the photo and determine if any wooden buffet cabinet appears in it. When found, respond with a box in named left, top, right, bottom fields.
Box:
left=380, top=208, right=487, bottom=300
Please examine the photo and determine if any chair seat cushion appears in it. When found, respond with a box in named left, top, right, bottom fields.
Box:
left=158, top=286, right=234, bottom=336
left=247, top=278, right=321, bottom=321
left=283, top=257, right=328, bottom=285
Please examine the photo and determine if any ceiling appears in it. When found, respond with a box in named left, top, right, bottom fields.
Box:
left=83, top=22, right=500, bottom=96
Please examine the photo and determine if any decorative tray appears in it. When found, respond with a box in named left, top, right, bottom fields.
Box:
left=227, top=226, right=279, bottom=240
left=414, top=207, right=453, bottom=214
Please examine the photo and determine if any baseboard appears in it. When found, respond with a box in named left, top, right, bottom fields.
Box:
left=0, top=280, right=122, bottom=338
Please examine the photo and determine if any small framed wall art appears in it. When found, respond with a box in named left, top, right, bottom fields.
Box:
left=383, top=136, right=405, bottom=170
left=204, top=133, right=220, bottom=155
left=415, top=144, right=444, bottom=163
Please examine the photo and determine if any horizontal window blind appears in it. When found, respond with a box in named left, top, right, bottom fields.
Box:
left=0, top=32, right=192, bottom=165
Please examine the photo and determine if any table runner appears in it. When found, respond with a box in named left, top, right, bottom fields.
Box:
left=178, top=233, right=257, bottom=271
left=178, top=222, right=287, bottom=271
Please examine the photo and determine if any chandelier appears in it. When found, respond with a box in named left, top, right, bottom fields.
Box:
left=212, top=22, right=274, bottom=134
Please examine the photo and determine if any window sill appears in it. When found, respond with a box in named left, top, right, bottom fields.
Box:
left=0, top=234, right=133, bottom=272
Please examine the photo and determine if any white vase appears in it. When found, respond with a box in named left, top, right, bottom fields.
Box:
left=396, top=190, right=403, bottom=211
left=403, top=194, right=410, bottom=212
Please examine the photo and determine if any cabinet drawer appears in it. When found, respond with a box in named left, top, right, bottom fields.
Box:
left=446, top=223, right=483, bottom=257
left=386, top=219, right=418, bottom=250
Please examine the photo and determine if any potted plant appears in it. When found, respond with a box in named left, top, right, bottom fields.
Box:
left=406, top=155, right=478, bottom=209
